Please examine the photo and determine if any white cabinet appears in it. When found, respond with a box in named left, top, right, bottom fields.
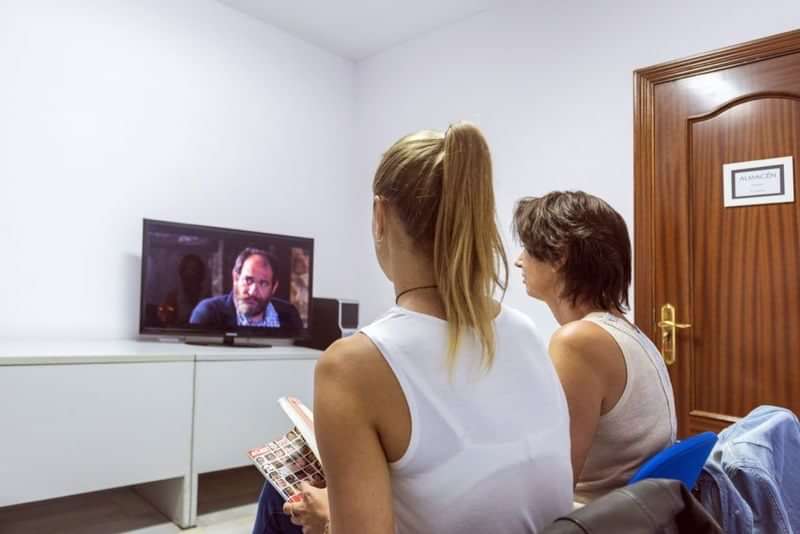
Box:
left=0, top=341, right=321, bottom=528
left=0, top=361, right=193, bottom=507
left=193, top=356, right=317, bottom=474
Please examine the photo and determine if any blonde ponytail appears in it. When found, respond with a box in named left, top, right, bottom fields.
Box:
left=436, top=122, right=508, bottom=371
left=373, top=122, right=508, bottom=372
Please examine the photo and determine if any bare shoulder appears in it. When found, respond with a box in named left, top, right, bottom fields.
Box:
left=315, top=334, right=386, bottom=391
left=549, top=320, right=619, bottom=367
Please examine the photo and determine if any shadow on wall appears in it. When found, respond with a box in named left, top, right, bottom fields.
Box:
left=125, top=253, right=142, bottom=339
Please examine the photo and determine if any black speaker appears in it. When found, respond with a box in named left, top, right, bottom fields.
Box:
left=296, top=297, right=359, bottom=351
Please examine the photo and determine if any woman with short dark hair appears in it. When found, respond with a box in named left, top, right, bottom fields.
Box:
left=513, top=190, right=677, bottom=504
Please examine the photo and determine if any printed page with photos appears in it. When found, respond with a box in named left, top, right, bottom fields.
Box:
left=248, top=397, right=326, bottom=501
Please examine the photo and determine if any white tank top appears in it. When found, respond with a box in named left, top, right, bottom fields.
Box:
left=574, top=312, right=677, bottom=503
left=360, top=304, right=573, bottom=534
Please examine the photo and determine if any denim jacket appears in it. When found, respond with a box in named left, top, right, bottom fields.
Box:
left=696, top=405, right=800, bottom=534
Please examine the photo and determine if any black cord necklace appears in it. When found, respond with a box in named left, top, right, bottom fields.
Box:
left=395, top=285, right=438, bottom=305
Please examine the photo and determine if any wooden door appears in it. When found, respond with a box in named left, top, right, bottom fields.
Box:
left=634, top=30, right=800, bottom=437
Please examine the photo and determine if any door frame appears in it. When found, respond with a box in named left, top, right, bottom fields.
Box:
left=633, top=29, right=800, bottom=434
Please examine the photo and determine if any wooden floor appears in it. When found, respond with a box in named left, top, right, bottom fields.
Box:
left=0, top=467, right=265, bottom=534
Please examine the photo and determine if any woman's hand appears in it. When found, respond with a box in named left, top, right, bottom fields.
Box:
left=283, top=482, right=330, bottom=534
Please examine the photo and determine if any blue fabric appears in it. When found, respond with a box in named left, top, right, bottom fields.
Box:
left=629, top=431, right=717, bottom=489
left=252, top=481, right=303, bottom=534
left=696, top=405, right=800, bottom=534
left=238, top=301, right=281, bottom=327
left=189, top=292, right=302, bottom=331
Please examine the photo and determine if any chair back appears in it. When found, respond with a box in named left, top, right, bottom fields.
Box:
left=628, top=432, right=718, bottom=489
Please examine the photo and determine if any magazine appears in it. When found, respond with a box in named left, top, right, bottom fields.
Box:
left=248, top=396, right=325, bottom=501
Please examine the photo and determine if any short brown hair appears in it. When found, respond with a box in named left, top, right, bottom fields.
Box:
left=233, top=247, right=280, bottom=282
left=513, top=191, right=631, bottom=313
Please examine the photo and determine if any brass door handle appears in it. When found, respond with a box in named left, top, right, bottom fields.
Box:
left=657, top=303, right=692, bottom=365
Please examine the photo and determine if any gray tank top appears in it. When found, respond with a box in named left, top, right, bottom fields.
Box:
left=574, top=312, right=677, bottom=503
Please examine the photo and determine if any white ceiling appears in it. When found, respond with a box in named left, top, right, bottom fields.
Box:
left=217, top=0, right=510, bottom=60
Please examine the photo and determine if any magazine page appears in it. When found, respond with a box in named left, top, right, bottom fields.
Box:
left=247, top=397, right=325, bottom=501
left=278, top=396, right=320, bottom=459
left=248, top=428, right=325, bottom=501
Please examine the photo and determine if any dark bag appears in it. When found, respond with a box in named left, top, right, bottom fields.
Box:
left=541, top=479, right=721, bottom=534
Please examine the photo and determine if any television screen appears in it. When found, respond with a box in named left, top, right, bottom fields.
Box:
left=139, top=219, right=313, bottom=341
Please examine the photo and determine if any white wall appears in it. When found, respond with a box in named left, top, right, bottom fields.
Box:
left=2, top=1, right=798, bottom=340
left=0, top=0, right=356, bottom=339
left=353, top=0, right=800, bottom=338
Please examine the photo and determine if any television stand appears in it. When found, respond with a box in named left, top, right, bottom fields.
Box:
left=0, top=339, right=321, bottom=529
left=185, top=333, right=272, bottom=348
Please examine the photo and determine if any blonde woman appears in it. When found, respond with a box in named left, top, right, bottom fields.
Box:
left=254, top=123, right=573, bottom=534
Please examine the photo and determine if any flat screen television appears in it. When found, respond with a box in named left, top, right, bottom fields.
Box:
left=139, top=219, right=313, bottom=346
